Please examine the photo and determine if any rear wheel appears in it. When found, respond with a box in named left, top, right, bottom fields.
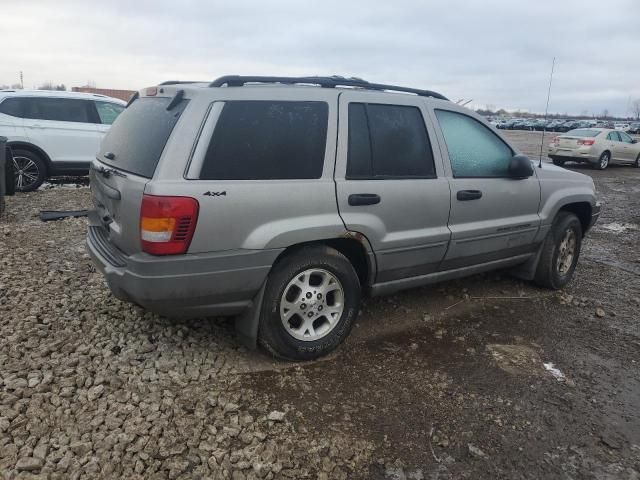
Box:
left=552, top=157, right=565, bottom=166
left=634, top=154, right=639, bottom=168
left=596, top=151, right=610, bottom=170
left=534, top=212, right=582, bottom=289
left=258, top=246, right=361, bottom=361
left=12, top=149, right=46, bottom=192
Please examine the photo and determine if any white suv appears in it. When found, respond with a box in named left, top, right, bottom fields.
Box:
left=0, top=90, right=126, bottom=191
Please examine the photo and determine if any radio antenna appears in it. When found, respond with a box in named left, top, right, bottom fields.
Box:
left=538, top=57, right=556, bottom=168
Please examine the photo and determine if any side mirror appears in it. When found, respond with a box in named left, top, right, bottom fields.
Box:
left=632, top=139, right=638, bottom=144
left=508, top=154, right=534, bottom=179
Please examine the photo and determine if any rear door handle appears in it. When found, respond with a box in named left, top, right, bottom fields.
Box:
left=348, top=193, right=381, bottom=206
left=457, top=190, right=483, bottom=201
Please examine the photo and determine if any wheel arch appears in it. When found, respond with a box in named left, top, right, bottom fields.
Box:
left=558, top=202, right=592, bottom=236
left=7, top=141, right=52, bottom=175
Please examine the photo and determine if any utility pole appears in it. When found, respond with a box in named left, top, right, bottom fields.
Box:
left=19, top=71, right=23, bottom=89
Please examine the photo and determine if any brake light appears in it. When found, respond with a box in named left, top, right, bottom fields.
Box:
left=577, top=139, right=595, bottom=146
left=140, top=195, right=199, bottom=255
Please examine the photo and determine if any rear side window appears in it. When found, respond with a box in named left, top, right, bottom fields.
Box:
left=347, top=103, right=435, bottom=179
left=199, top=101, right=328, bottom=180
left=95, top=101, right=125, bottom=125
left=23, top=97, right=93, bottom=123
left=100, top=97, right=189, bottom=178
left=0, top=98, right=24, bottom=117
left=435, top=109, right=513, bottom=178
left=607, top=131, right=621, bottom=141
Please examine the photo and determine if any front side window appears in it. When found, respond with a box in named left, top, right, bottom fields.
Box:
left=95, top=101, right=125, bottom=125
left=618, top=131, right=634, bottom=143
left=435, top=109, right=513, bottom=177
left=0, top=98, right=24, bottom=117
left=200, top=101, right=328, bottom=180
left=23, top=97, right=92, bottom=123
left=347, top=103, right=435, bottom=178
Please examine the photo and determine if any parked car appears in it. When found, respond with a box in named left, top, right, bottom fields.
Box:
left=628, top=122, right=640, bottom=134
left=548, top=128, right=640, bottom=169
left=614, top=123, right=630, bottom=132
left=87, top=75, right=600, bottom=360
left=0, top=90, right=126, bottom=191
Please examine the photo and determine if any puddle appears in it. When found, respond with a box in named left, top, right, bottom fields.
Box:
left=598, top=222, right=639, bottom=233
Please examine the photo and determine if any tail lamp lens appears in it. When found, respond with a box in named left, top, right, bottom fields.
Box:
left=140, top=195, right=199, bottom=255
left=577, top=139, right=595, bottom=146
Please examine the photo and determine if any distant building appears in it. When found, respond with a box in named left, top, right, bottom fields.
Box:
left=71, top=86, right=136, bottom=102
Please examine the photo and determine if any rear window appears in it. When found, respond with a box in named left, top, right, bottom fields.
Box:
left=199, top=101, right=328, bottom=180
left=0, top=98, right=23, bottom=117
left=567, top=129, right=600, bottom=137
left=100, top=97, right=189, bottom=178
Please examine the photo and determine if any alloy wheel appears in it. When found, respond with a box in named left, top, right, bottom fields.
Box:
left=279, top=268, right=344, bottom=341
left=556, top=228, right=577, bottom=275
left=13, top=156, right=41, bottom=191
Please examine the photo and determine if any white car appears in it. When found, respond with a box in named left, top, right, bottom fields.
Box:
left=614, top=123, right=630, bottom=132
left=0, top=90, right=126, bottom=191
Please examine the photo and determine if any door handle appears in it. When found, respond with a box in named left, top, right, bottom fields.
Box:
left=348, top=193, right=381, bottom=206
left=457, top=190, right=483, bottom=201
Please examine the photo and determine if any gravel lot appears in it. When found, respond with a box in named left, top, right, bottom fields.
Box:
left=1, top=131, right=639, bottom=479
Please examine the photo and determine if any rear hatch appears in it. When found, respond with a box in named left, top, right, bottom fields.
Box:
left=90, top=93, right=189, bottom=254
left=557, top=129, right=600, bottom=150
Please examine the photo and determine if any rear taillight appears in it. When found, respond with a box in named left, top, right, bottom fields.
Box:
left=577, top=139, right=595, bottom=146
left=140, top=194, right=199, bottom=255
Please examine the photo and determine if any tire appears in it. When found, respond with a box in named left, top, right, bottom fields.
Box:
left=12, top=149, right=46, bottom=192
left=534, top=212, right=583, bottom=290
left=552, top=157, right=565, bottom=167
left=595, top=151, right=610, bottom=170
left=258, top=245, right=361, bottom=361
left=634, top=154, right=639, bottom=168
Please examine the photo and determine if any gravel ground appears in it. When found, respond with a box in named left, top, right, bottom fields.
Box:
left=1, top=131, right=639, bottom=479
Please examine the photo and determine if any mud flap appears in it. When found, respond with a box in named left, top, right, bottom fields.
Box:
left=510, top=241, right=545, bottom=281
left=234, top=280, right=267, bottom=350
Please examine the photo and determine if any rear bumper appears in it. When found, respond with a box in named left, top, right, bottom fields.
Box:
left=87, top=224, right=282, bottom=318
left=548, top=148, right=597, bottom=164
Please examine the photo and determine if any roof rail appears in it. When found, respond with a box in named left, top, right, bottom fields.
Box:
left=159, top=80, right=206, bottom=86
left=208, top=75, right=448, bottom=100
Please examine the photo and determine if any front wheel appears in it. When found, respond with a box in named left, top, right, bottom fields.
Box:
left=258, top=246, right=361, bottom=361
left=596, top=151, right=610, bottom=170
left=552, top=157, right=565, bottom=167
left=534, top=212, right=582, bottom=289
left=634, top=154, right=639, bottom=168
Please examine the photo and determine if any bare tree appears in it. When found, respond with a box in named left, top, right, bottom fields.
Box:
left=631, top=99, right=640, bottom=120
left=601, top=109, right=609, bottom=119
left=38, top=82, right=66, bottom=91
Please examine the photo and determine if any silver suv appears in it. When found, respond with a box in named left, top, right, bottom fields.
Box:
left=87, top=76, right=600, bottom=360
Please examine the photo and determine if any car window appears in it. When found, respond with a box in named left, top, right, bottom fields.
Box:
left=347, top=103, right=435, bottom=178
left=435, top=109, right=513, bottom=177
left=0, top=98, right=24, bottom=117
left=200, top=101, right=328, bottom=180
left=22, top=97, right=92, bottom=123
left=567, top=129, right=600, bottom=137
left=100, top=97, right=189, bottom=178
left=94, top=101, right=125, bottom=125
left=618, top=131, right=633, bottom=143
left=607, top=131, right=621, bottom=141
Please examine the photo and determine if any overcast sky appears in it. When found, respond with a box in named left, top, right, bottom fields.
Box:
left=2, top=0, right=639, bottom=116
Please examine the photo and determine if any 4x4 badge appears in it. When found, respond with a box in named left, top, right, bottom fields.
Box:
left=203, top=191, right=227, bottom=197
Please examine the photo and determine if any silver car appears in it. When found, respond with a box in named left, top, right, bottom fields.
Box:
left=548, top=128, right=640, bottom=169
left=87, top=76, right=600, bottom=360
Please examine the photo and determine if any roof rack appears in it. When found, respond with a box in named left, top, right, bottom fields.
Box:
left=208, top=75, right=448, bottom=100
left=159, top=80, right=206, bottom=86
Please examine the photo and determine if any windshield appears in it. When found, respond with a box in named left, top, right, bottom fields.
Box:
left=99, top=96, right=189, bottom=178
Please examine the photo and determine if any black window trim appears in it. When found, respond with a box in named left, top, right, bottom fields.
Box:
left=434, top=108, right=516, bottom=180
left=345, top=101, right=438, bottom=181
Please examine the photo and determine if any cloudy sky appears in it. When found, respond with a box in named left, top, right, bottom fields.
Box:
left=2, top=0, right=639, bottom=116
